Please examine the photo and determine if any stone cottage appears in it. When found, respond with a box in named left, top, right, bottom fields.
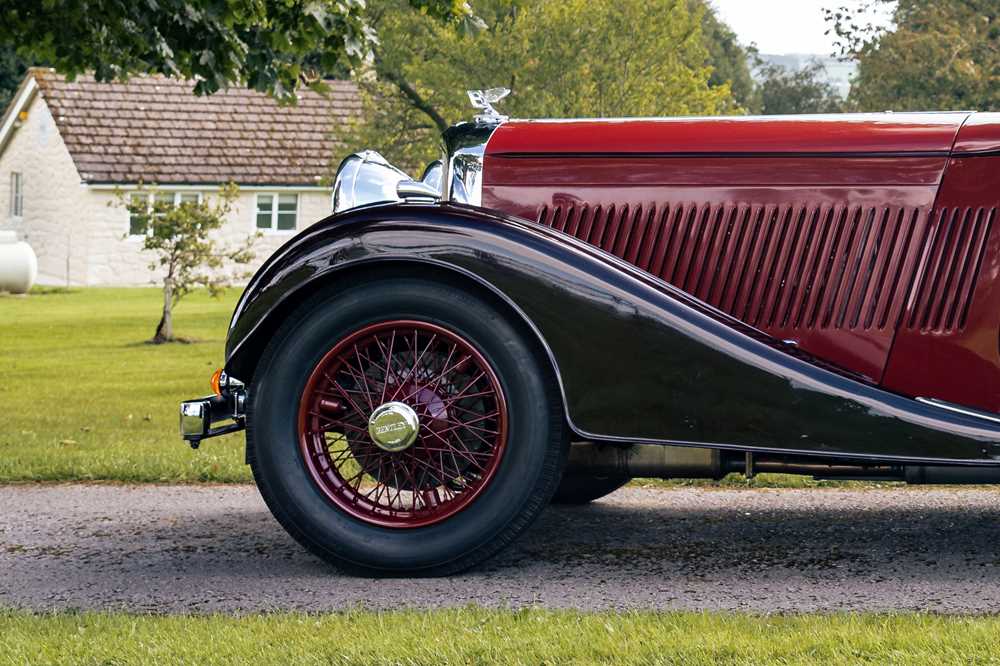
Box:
left=0, top=68, right=360, bottom=285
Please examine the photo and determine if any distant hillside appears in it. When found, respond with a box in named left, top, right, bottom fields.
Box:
left=757, top=54, right=856, bottom=99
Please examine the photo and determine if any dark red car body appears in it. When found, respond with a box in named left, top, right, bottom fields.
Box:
left=184, top=110, right=1000, bottom=574
left=482, top=113, right=1000, bottom=415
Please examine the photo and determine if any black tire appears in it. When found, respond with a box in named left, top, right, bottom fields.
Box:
left=551, top=469, right=630, bottom=504
left=246, top=276, right=568, bottom=576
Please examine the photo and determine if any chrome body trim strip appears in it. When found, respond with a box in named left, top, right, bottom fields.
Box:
left=916, top=397, right=1000, bottom=426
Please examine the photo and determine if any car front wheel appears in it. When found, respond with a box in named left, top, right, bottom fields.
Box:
left=246, top=276, right=567, bottom=575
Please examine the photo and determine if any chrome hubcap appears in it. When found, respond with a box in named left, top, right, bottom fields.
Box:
left=367, top=401, right=420, bottom=452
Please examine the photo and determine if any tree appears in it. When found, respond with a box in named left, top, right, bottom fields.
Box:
left=344, top=0, right=739, bottom=174
left=0, top=0, right=474, bottom=101
left=0, top=45, right=31, bottom=111
left=117, top=184, right=257, bottom=343
left=826, top=0, right=1000, bottom=112
left=698, top=4, right=759, bottom=113
left=754, top=59, right=844, bottom=115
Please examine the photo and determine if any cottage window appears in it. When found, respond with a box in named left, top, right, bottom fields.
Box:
left=256, top=193, right=298, bottom=232
left=9, top=172, right=23, bottom=218
left=128, top=193, right=148, bottom=236
left=129, top=191, right=203, bottom=237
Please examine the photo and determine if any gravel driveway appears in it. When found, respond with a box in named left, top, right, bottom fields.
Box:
left=3, top=484, right=1000, bottom=613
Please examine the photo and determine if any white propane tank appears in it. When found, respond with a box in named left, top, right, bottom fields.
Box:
left=0, top=230, right=38, bottom=294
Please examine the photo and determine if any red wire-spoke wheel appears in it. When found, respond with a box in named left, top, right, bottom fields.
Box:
left=249, top=278, right=567, bottom=574
left=298, top=320, right=509, bottom=528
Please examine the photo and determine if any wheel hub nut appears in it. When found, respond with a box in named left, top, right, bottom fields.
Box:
left=368, top=401, right=420, bottom=452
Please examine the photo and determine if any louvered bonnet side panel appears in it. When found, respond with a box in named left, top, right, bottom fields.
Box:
left=525, top=196, right=937, bottom=381
left=537, top=201, right=927, bottom=337
left=482, top=180, right=941, bottom=381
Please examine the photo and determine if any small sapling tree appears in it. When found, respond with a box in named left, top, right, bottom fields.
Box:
left=116, top=183, right=257, bottom=343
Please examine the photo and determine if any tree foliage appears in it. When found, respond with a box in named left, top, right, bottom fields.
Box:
left=698, top=5, right=758, bottom=113
left=344, top=0, right=740, bottom=173
left=827, top=0, right=1000, bottom=112
left=117, top=184, right=257, bottom=343
left=0, top=0, right=473, bottom=101
left=0, top=44, right=32, bottom=112
left=754, top=59, right=844, bottom=115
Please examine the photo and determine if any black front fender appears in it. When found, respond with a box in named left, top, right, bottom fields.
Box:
left=226, top=202, right=1000, bottom=464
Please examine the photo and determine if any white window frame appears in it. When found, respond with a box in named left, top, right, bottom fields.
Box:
left=254, top=192, right=299, bottom=234
left=128, top=191, right=202, bottom=238
left=9, top=171, right=23, bottom=219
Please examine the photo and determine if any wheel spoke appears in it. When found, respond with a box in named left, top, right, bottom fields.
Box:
left=379, top=330, right=397, bottom=404
left=423, top=428, right=488, bottom=473
left=309, top=416, right=366, bottom=435
left=338, top=353, right=376, bottom=411
left=403, top=447, right=462, bottom=480
left=390, top=332, right=438, bottom=402
left=397, top=345, right=465, bottom=403
left=322, top=371, right=368, bottom=419
left=417, top=444, right=493, bottom=456
left=355, top=344, right=389, bottom=380
left=434, top=410, right=501, bottom=431
left=446, top=403, right=499, bottom=420
left=444, top=371, right=487, bottom=403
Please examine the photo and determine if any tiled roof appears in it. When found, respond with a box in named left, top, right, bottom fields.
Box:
left=30, top=68, right=360, bottom=186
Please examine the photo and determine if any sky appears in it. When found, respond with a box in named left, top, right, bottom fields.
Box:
left=709, top=0, right=895, bottom=55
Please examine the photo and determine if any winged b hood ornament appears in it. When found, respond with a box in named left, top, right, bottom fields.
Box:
left=467, top=87, right=510, bottom=124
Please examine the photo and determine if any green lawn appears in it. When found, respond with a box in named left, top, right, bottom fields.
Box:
left=0, top=287, right=250, bottom=482
left=4, top=609, right=1000, bottom=664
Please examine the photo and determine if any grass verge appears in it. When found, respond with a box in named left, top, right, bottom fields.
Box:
left=0, top=287, right=249, bottom=482
left=3, top=608, right=1000, bottom=665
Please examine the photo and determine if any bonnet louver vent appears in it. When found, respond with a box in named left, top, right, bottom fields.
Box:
left=904, top=207, right=994, bottom=333
left=537, top=202, right=927, bottom=333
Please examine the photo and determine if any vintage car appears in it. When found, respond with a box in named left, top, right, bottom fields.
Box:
left=181, top=89, right=1000, bottom=575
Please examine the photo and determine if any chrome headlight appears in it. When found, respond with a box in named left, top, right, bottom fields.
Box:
left=332, top=151, right=410, bottom=213
left=333, top=151, right=443, bottom=214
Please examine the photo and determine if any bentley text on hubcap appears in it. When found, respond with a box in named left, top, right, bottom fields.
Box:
left=367, top=401, right=420, bottom=452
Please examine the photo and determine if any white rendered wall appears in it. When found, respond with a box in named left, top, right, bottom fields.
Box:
left=84, top=188, right=334, bottom=286
left=0, top=94, right=91, bottom=285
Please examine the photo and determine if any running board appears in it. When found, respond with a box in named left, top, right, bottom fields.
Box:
left=566, top=442, right=1000, bottom=484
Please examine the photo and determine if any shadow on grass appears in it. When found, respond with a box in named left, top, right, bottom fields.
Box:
left=27, top=286, right=81, bottom=296
left=121, top=337, right=205, bottom=347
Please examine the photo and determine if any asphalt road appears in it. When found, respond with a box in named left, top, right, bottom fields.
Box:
left=3, top=484, right=1000, bottom=613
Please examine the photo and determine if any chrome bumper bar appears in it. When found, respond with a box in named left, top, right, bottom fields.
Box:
left=179, top=389, right=246, bottom=449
